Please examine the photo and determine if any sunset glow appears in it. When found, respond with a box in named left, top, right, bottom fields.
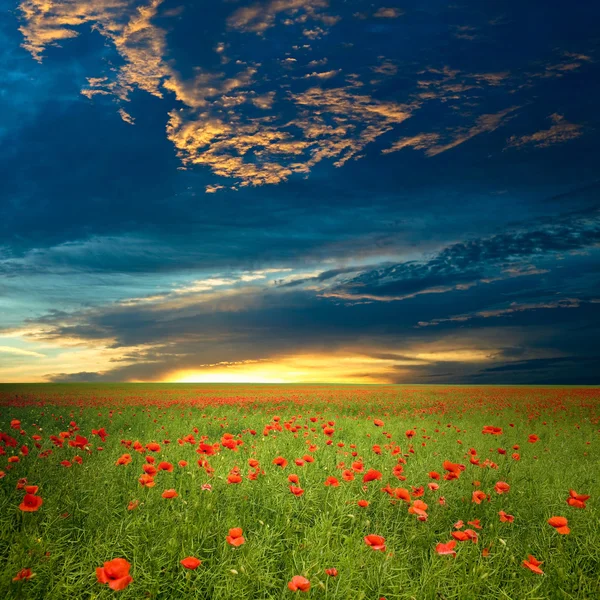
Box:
left=0, top=0, right=598, bottom=384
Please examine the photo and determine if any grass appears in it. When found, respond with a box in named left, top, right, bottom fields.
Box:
left=0, top=383, right=599, bottom=599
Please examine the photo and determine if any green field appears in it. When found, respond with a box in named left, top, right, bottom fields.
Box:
left=1, top=384, right=599, bottom=599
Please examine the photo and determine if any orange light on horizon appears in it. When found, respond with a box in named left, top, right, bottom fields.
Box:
left=164, top=353, right=406, bottom=385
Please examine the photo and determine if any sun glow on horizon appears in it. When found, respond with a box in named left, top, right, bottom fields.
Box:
left=164, top=354, right=402, bottom=385
left=161, top=347, right=500, bottom=384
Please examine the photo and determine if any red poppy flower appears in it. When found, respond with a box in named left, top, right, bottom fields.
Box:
left=138, top=474, right=155, bottom=487
left=288, top=575, right=311, bottom=592
left=273, top=456, right=288, bottom=468
left=528, top=434, right=539, bottom=443
left=290, top=485, right=305, bottom=496
left=522, top=555, right=544, bottom=575
left=410, top=486, right=424, bottom=498
left=226, top=527, right=245, bottom=547
left=364, top=534, right=386, bottom=551
left=24, top=485, right=39, bottom=495
left=494, top=481, right=510, bottom=495
left=472, top=490, right=488, bottom=504
left=227, top=473, right=243, bottom=484
left=408, top=499, right=428, bottom=519
left=373, top=419, right=384, bottom=427
left=324, top=476, right=339, bottom=487
left=467, top=519, right=482, bottom=530
left=180, top=557, right=202, bottom=569
left=435, top=540, right=457, bottom=556
left=567, top=489, right=590, bottom=509
left=142, top=464, right=157, bottom=476
left=358, top=499, right=369, bottom=507
left=428, top=471, right=440, bottom=480
left=482, top=426, right=503, bottom=435
left=392, top=487, right=411, bottom=502
left=363, top=469, right=382, bottom=483
left=162, top=489, right=178, bottom=499
left=548, top=516, right=570, bottom=534
left=13, top=568, right=34, bottom=581
left=146, top=442, right=161, bottom=452
left=498, top=510, right=514, bottom=523
left=178, top=460, right=188, bottom=468
left=116, top=454, right=132, bottom=466
left=325, top=568, right=338, bottom=577
left=96, top=558, right=133, bottom=591
left=19, top=494, right=43, bottom=512
left=158, top=461, right=173, bottom=472
left=127, top=500, right=140, bottom=511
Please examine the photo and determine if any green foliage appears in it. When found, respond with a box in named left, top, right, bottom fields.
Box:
left=0, top=384, right=599, bottom=599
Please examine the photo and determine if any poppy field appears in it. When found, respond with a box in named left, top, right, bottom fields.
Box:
left=1, top=384, right=599, bottom=599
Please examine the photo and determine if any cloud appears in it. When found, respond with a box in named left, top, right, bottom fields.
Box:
left=538, top=52, right=593, bottom=78
left=118, top=108, right=135, bottom=125
left=507, top=114, right=583, bottom=149
left=0, top=345, right=45, bottom=358
left=166, top=84, right=414, bottom=186
left=385, top=107, right=520, bottom=157
left=374, top=8, right=402, bottom=19
left=226, top=0, right=334, bottom=34
left=17, top=0, right=593, bottom=196
left=324, top=210, right=600, bottom=302
left=302, top=69, right=341, bottom=79
left=417, top=297, right=588, bottom=327
left=20, top=0, right=172, bottom=101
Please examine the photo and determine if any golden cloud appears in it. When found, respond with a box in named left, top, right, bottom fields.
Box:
left=507, top=113, right=583, bottom=149
left=227, top=0, right=333, bottom=34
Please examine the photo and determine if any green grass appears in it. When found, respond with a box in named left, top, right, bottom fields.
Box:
left=0, top=384, right=599, bottom=599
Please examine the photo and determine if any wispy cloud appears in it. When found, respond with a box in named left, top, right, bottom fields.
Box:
left=385, top=106, right=520, bottom=157
left=507, top=113, right=583, bottom=149
left=0, top=345, right=45, bottom=358
left=416, top=297, right=588, bottom=327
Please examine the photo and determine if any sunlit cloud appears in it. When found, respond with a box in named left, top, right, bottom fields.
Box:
left=0, top=345, right=46, bottom=358
left=374, top=7, right=402, bottom=19
left=507, top=114, right=583, bottom=149
left=385, top=107, right=520, bottom=157
left=226, top=0, right=335, bottom=34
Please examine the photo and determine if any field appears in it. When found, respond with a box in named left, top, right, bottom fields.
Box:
left=1, top=384, right=599, bottom=600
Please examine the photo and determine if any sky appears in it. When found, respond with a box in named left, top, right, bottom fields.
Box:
left=0, top=0, right=599, bottom=384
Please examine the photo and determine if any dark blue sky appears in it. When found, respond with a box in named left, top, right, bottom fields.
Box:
left=1, top=0, right=599, bottom=383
